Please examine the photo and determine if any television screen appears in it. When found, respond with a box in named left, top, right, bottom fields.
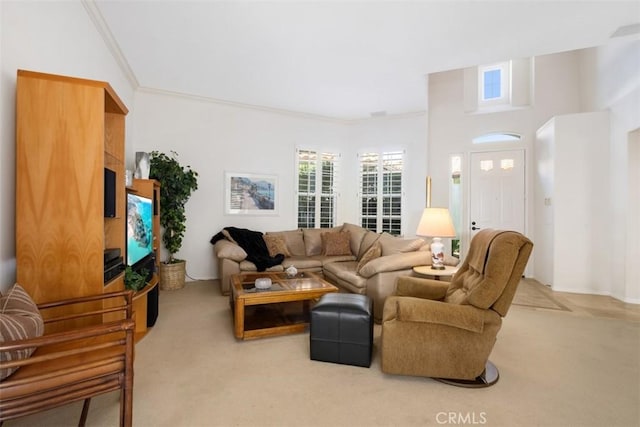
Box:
left=127, top=193, right=153, bottom=266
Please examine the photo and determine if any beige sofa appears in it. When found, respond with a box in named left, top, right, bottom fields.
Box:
left=213, top=223, right=457, bottom=322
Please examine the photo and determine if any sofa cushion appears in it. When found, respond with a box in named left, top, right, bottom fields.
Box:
left=341, top=223, right=368, bottom=258
left=323, top=261, right=367, bottom=290
left=282, top=256, right=323, bottom=270
left=303, top=227, right=342, bottom=256
left=357, top=230, right=382, bottom=260
left=1, top=283, right=45, bottom=380
left=378, top=232, right=425, bottom=256
left=265, top=229, right=305, bottom=257
left=263, top=234, right=291, bottom=257
left=356, top=242, right=382, bottom=274
left=316, top=255, right=357, bottom=266
left=239, top=260, right=284, bottom=272
left=322, top=231, right=352, bottom=256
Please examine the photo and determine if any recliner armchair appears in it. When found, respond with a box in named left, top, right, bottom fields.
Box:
left=380, top=229, right=533, bottom=387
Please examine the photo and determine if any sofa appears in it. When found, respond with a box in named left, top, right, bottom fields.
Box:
left=212, top=223, right=457, bottom=322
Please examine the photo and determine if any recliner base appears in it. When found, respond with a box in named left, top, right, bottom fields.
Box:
left=434, top=361, right=499, bottom=388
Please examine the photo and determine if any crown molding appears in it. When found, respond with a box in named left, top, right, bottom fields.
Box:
left=82, top=0, right=424, bottom=124
left=136, top=86, right=356, bottom=124
left=347, top=110, right=426, bottom=125
left=82, top=0, right=139, bottom=89
left=138, top=86, right=425, bottom=124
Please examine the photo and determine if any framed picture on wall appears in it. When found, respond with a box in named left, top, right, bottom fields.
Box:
left=224, top=172, right=278, bottom=215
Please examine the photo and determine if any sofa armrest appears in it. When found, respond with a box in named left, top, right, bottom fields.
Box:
left=383, top=296, right=487, bottom=333
left=358, top=251, right=430, bottom=278
left=395, top=276, right=448, bottom=301
left=214, top=239, right=247, bottom=262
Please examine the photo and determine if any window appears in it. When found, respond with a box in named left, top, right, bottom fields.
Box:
left=358, top=151, right=404, bottom=235
left=296, top=149, right=339, bottom=228
left=472, top=132, right=521, bottom=144
left=478, top=62, right=510, bottom=106
left=483, top=69, right=502, bottom=99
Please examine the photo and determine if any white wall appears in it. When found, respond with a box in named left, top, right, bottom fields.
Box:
left=427, top=51, right=584, bottom=260
left=627, top=129, right=640, bottom=302
left=0, top=0, right=135, bottom=292
left=344, top=114, right=429, bottom=235
left=132, top=90, right=348, bottom=280
left=533, top=119, right=555, bottom=286
left=132, top=89, right=429, bottom=280
left=536, top=113, right=610, bottom=294
left=585, top=35, right=640, bottom=303
left=426, top=43, right=639, bottom=302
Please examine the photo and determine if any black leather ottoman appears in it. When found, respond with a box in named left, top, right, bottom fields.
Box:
left=310, top=293, right=373, bottom=368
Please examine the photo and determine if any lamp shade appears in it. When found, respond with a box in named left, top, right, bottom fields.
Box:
left=416, top=207, right=456, bottom=238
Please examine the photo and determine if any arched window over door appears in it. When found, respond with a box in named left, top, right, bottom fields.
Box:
left=472, top=132, right=521, bottom=144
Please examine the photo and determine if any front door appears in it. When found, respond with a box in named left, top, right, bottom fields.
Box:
left=469, top=150, right=525, bottom=241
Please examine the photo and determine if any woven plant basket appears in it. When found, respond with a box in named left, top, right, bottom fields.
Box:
left=159, top=260, right=186, bottom=291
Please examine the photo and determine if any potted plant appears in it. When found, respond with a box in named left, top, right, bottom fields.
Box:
left=149, top=150, right=198, bottom=290
left=124, top=266, right=148, bottom=292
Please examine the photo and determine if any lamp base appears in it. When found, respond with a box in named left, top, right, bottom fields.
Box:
left=430, top=237, right=447, bottom=271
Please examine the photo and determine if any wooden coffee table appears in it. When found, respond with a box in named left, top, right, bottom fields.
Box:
left=230, top=271, right=338, bottom=340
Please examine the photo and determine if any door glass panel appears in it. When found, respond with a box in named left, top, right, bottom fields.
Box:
left=501, top=158, right=514, bottom=170
left=450, top=155, right=463, bottom=259
left=480, top=160, right=493, bottom=171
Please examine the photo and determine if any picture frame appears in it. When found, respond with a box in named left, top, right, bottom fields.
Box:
left=224, top=172, right=278, bottom=215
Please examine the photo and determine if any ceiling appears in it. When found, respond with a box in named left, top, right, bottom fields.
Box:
left=93, top=1, right=640, bottom=120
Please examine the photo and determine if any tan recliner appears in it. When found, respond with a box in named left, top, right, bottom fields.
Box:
left=380, top=229, right=533, bottom=387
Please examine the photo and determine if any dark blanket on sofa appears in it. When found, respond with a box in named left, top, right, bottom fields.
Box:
left=210, top=227, right=284, bottom=272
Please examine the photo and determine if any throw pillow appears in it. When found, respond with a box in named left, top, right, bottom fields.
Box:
left=1, top=283, right=45, bottom=380
left=263, top=234, right=291, bottom=257
left=321, top=231, right=352, bottom=256
left=356, top=242, right=382, bottom=274
left=302, top=227, right=342, bottom=256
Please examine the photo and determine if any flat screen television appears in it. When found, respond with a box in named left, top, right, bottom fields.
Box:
left=127, top=193, right=153, bottom=267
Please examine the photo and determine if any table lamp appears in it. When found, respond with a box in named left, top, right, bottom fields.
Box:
left=416, top=207, right=456, bottom=270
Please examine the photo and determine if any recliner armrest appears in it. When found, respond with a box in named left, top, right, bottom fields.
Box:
left=384, top=296, right=488, bottom=333
left=395, top=276, right=448, bottom=300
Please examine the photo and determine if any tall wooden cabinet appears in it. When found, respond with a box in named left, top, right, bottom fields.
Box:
left=16, top=70, right=128, bottom=311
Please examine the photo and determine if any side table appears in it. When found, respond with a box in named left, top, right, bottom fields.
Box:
left=412, top=265, right=459, bottom=281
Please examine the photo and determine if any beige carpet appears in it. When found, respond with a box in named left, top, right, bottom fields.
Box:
left=6, top=280, right=640, bottom=427
left=512, top=278, right=571, bottom=311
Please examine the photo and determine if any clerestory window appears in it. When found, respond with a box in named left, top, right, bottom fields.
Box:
left=478, top=62, right=510, bottom=106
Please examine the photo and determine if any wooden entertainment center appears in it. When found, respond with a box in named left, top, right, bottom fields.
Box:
left=15, top=69, right=158, bottom=341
